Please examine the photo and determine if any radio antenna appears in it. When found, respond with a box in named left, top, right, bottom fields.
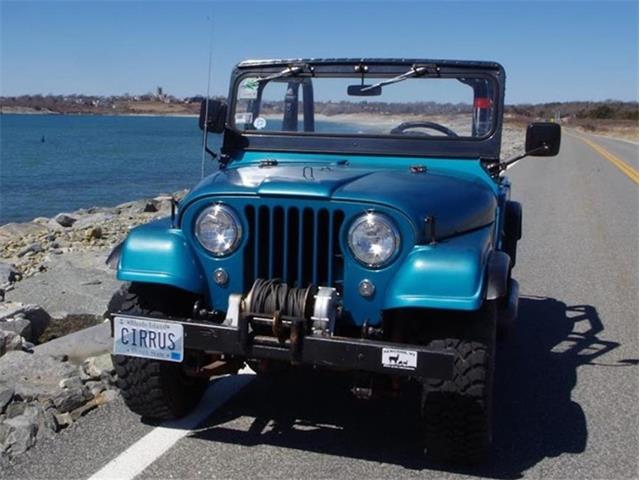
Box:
left=200, top=13, right=215, bottom=180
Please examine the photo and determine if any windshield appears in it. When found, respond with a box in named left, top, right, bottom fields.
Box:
left=232, top=72, right=497, bottom=139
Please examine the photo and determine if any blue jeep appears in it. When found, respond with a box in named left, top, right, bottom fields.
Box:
left=107, top=58, right=560, bottom=463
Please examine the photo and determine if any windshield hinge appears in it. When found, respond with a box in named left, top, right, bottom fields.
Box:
left=259, top=158, right=278, bottom=168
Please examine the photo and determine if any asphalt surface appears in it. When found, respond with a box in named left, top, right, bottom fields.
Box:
left=2, top=131, right=638, bottom=480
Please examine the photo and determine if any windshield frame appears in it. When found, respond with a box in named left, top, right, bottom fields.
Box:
left=223, top=59, right=506, bottom=161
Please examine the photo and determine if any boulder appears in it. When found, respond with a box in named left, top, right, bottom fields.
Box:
left=5, top=402, right=26, bottom=418
left=143, top=201, right=158, bottom=213
left=0, top=302, right=50, bottom=340
left=53, top=213, right=77, bottom=228
left=0, top=330, right=25, bottom=356
left=0, top=351, right=76, bottom=401
left=1, top=318, right=31, bottom=340
left=52, top=385, right=87, bottom=413
left=1, top=415, right=38, bottom=455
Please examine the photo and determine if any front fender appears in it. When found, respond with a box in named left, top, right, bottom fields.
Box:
left=383, top=226, right=494, bottom=311
left=116, top=219, right=206, bottom=294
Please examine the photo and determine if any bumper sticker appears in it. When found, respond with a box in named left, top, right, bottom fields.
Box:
left=382, top=348, right=417, bottom=370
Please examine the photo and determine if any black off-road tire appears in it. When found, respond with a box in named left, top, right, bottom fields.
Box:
left=109, top=283, right=208, bottom=420
left=421, top=304, right=496, bottom=464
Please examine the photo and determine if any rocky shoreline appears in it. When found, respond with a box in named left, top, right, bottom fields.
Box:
left=0, top=190, right=189, bottom=464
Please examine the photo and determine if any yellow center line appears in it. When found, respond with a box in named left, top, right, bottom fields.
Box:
left=568, top=131, right=639, bottom=185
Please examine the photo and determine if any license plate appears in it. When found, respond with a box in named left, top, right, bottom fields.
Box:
left=113, top=316, right=184, bottom=363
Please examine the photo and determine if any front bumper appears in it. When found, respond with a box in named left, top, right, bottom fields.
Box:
left=110, top=313, right=455, bottom=380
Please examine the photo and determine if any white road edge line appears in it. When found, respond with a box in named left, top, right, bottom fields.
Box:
left=87, top=367, right=256, bottom=480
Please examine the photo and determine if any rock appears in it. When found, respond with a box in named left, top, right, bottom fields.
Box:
left=100, top=389, right=118, bottom=403
left=0, top=263, right=20, bottom=285
left=83, top=353, right=114, bottom=379
left=85, top=226, right=103, bottom=240
left=85, top=381, right=106, bottom=397
left=0, top=330, right=25, bottom=356
left=53, top=213, right=77, bottom=228
left=58, top=376, right=83, bottom=390
left=1, top=318, right=31, bottom=340
left=143, top=201, right=158, bottom=213
left=53, top=386, right=87, bottom=413
left=0, top=302, right=50, bottom=341
left=5, top=402, right=26, bottom=419
left=53, top=411, right=72, bottom=428
left=2, top=415, right=38, bottom=455
left=17, top=243, right=43, bottom=258
left=0, top=386, right=14, bottom=413
left=0, top=351, right=76, bottom=401
left=39, top=407, right=58, bottom=434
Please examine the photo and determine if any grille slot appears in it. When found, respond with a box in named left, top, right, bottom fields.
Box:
left=244, top=205, right=344, bottom=290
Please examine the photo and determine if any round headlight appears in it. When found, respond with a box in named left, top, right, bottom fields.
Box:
left=348, top=212, right=400, bottom=267
left=195, top=204, right=242, bottom=256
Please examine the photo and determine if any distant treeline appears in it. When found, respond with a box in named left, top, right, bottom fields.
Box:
left=1, top=94, right=637, bottom=120
left=506, top=101, right=638, bottom=121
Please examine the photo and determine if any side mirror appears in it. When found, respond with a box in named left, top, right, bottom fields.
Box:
left=525, top=122, right=561, bottom=156
left=199, top=99, right=227, bottom=133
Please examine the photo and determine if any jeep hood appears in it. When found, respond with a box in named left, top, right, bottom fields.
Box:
left=183, top=163, right=497, bottom=239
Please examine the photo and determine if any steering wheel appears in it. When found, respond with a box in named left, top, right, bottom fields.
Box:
left=390, top=121, right=459, bottom=138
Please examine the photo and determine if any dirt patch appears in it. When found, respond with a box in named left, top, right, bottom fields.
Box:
left=38, top=314, right=103, bottom=343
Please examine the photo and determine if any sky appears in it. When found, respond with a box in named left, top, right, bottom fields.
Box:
left=1, top=0, right=638, bottom=104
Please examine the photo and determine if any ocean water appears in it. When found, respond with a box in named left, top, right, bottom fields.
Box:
left=0, top=114, right=220, bottom=224
left=0, top=114, right=374, bottom=224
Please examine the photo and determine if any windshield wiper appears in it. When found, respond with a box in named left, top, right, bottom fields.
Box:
left=361, top=64, right=440, bottom=92
left=257, top=64, right=307, bottom=82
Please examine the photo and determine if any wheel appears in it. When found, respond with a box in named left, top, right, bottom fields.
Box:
left=421, top=302, right=496, bottom=464
left=108, top=283, right=208, bottom=420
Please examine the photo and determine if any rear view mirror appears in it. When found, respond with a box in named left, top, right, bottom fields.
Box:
left=525, top=122, right=561, bottom=156
left=199, top=99, right=227, bottom=133
left=347, top=84, right=382, bottom=97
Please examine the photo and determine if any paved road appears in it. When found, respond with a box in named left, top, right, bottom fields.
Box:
left=3, top=132, right=638, bottom=480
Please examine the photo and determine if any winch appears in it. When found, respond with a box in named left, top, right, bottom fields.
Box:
left=225, top=279, right=341, bottom=338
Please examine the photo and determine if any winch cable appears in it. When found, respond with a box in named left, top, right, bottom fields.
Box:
left=247, top=279, right=311, bottom=319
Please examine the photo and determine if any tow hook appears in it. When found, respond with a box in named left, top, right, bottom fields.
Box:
left=351, top=373, right=373, bottom=400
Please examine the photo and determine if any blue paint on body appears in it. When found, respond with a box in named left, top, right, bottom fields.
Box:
left=118, top=151, right=512, bottom=326
left=117, top=218, right=206, bottom=294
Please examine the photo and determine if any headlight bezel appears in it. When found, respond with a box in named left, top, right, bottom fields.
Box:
left=347, top=211, right=401, bottom=268
left=194, top=203, right=243, bottom=257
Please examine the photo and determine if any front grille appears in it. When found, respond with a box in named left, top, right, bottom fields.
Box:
left=244, top=205, right=345, bottom=290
